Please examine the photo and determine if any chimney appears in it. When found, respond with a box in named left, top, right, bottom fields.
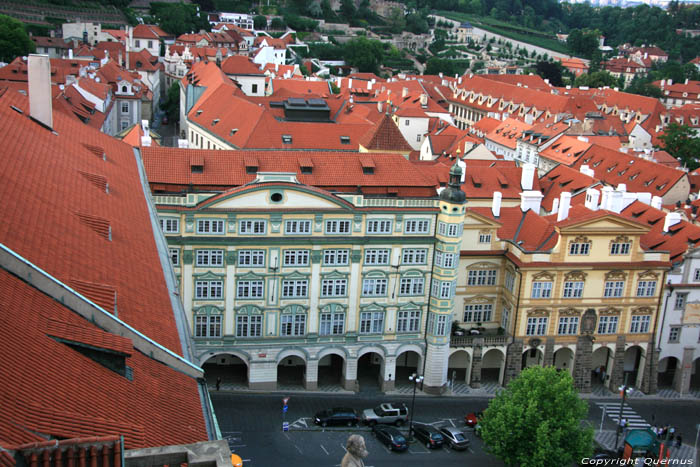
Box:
left=348, top=78, right=352, bottom=88
left=660, top=79, right=665, bottom=89
left=685, top=78, right=689, bottom=85
left=557, top=192, right=572, bottom=222
left=402, top=87, right=408, bottom=98
left=609, top=189, right=624, bottom=214
left=521, top=163, right=535, bottom=190
left=668, top=79, right=673, bottom=86
left=651, top=196, right=663, bottom=210
left=68, top=48, right=73, bottom=59
left=637, top=192, right=652, bottom=205
left=140, top=135, right=152, bottom=147
left=580, top=164, right=594, bottom=177
left=616, top=183, right=627, bottom=193
left=377, top=101, right=383, bottom=113
left=600, top=186, right=614, bottom=210
left=118, top=50, right=123, bottom=67
left=439, top=72, right=443, bottom=78
left=577, top=135, right=589, bottom=143
left=492, top=191, right=502, bottom=217
left=420, top=93, right=427, bottom=107
left=622, top=192, right=637, bottom=210
left=585, top=188, right=600, bottom=211
left=552, top=197, right=560, bottom=215
left=520, top=190, right=543, bottom=213
left=663, top=212, right=682, bottom=233
left=28, top=54, right=53, bottom=130
left=178, top=139, right=189, bottom=148
left=367, top=80, right=373, bottom=90
left=337, top=77, right=342, bottom=89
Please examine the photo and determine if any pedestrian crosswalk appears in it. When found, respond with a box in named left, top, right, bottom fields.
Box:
left=596, top=402, right=650, bottom=429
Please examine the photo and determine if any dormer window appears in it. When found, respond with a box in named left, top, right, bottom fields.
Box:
left=121, top=85, right=127, bottom=93
left=340, top=136, right=350, bottom=144
left=282, top=134, right=292, bottom=144
left=245, top=155, right=258, bottom=174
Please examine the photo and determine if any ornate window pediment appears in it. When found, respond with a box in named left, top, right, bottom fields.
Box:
left=467, top=295, right=494, bottom=304
left=559, top=307, right=582, bottom=316
left=564, top=270, right=588, bottom=281
left=637, top=270, right=659, bottom=280
left=632, top=306, right=653, bottom=315
left=360, top=302, right=387, bottom=312
left=533, top=271, right=554, bottom=281
left=605, top=270, right=627, bottom=280
left=599, top=306, right=621, bottom=315
left=572, top=235, right=591, bottom=243
left=527, top=308, right=550, bottom=317
left=399, top=301, right=422, bottom=310
left=235, top=305, right=262, bottom=314
left=282, top=304, right=307, bottom=314
left=194, top=305, right=224, bottom=315
left=320, top=303, right=345, bottom=314
left=612, top=235, right=631, bottom=244
left=468, top=261, right=498, bottom=270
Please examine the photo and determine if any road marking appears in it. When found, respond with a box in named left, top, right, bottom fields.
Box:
left=221, top=431, right=242, bottom=434
left=294, top=444, right=303, bottom=454
left=228, top=444, right=246, bottom=448
left=283, top=433, right=291, bottom=441
left=320, top=444, right=329, bottom=456
left=448, top=419, right=455, bottom=427
left=340, top=443, right=347, bottom=452
left=468, top=448, right=474, bottom=454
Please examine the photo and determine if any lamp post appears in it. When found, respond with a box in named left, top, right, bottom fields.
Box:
left=614, top=380, right=633, bottom=449
left=408, top=372, right=424, bottom=442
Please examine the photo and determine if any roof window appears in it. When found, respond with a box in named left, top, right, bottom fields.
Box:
left=340, top=136, right=350, bottom=144
left=282, top=134, right=292, bottom=144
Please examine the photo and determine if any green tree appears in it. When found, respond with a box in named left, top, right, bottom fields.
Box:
left=270, top=17, right=286, bottom=30
left=567, top=28, right=599, bottom=58
left=387, top=7, right=406, bottom=34
left=625, top=76, right=663, bottom=98
left=574, top=70, right=618, bottom=88
left=0, top=14, right=35, bottom=63
left=535, top=60, right=564, bottom=87
left=150, top=3, right=209, bottom=36
left=253, top=15, right=267, bottom=30
left=343, top=37, right=383, bottom=73
left=340, top=0, right=356, bottom=22
left=659, top=123, right=700, bottom=170
left=481, top=367, right=593, bottom=467
left=160, top=81, right=180, bottom=125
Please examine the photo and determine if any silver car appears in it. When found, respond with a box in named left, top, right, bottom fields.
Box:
left=361, top=403, right=408, bottom=426
left=439, top=426, right=471, bottom=451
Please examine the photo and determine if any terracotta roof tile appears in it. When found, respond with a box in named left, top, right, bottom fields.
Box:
left=359, top=113, right=413, bottom=152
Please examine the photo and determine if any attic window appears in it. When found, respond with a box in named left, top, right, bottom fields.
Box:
left=245, top=155, right=259, bottom=174
left=282, top=134, right=292, bottom=144
left=360, top=156, right=375, bottom=175
left=340, top=136, right=350, bottom=145
left=629, top=173, right=639, bottom=180
left=606, top=164, right=617, bottom=173
left=230, top=128, right=238, bottom=136
left=196, top=110, right=203, bottom=116
left=299, top=157, right=313, bottom=174
left=212, top=118, right=220, bottom=126
left=644, top=177, right=656, bottom=187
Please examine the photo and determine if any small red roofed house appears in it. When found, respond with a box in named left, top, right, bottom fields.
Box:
left=220, top=55, right=266, bottom=96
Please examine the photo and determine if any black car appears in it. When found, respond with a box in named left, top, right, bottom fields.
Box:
left=313, top=407, right=360, bottom=427
left=412, top=423, right=444, bottom=449
left=372, top=425, right=408, bottom=452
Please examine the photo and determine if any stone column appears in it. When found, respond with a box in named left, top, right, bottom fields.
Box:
left=422, top=342, right=449, bottom=395
left=543, top=337, right=555, bottom=367
left=470, top=339, right=483, bottom=388
left=640, top=341, right=658, bottom=395
left=248, top=360, right=277, bottom=391
left=677, top=347, right=695, bottom=395
left=305, top=358, right=318, bottom=391
left=610, top=335, right=627, bottom=390
left=344, top=357, right=358, bottom=392
left=574, top=337, right=593, bottom=393
left=503, top=339, right=523, bottom=386
left=381, top=356, right=396, bottom=392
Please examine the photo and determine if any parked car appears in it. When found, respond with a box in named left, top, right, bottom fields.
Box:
left=361, top=403, right=408, bottom=426
left=230, top=453, right=243, bottom=467
left=412, top=423, right=444, bottom=449
left=439, top=426, right=471, bottom=451
left=314, top=407, right=360, bottom=427
left=465, top=411, right=484, bottom=427
left=372, top=425, right=408, bottom=452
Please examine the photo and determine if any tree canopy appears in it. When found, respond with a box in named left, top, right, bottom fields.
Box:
left=659, top=123, right=700, bottom=170
left=480, top=366, right=593, bottom=467
left=343, top=37, right=384, bottom=73
left=0, top=15, right=35, bottom=63
left=150, top=2, right=209, bottom=36
left=534, top=60, right=565, bottom=87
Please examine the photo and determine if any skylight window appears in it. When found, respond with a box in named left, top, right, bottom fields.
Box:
left=282, top=135, right=292, bottom=144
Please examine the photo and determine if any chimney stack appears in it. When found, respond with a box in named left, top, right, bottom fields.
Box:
left=521, top=163, right=535, bottom=190
left=609, top=189, right=624, bottom=214
left=552, top=197, right=560, bottom=215
left=348, top=78, right=352, bottom=89
left=663, top=212, right=682, bottom=233
left=557, top=192, right=572, bottom=222
left=402, top=87, right=408, bottom=98
left=28, top=54, right=53, bottom=130
left=651, top=196, right=663, bottom=210
left=520, top=190, right=543, bottom=213
left=585, top=188, right=600, bottom=211
left=580, top=164, right=594, bottom=177
left=492, top=191, right=502, bottom=217
left=637, top=192, right=652, bottom=205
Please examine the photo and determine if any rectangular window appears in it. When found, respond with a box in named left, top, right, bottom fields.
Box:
left=668, top=326, right=681, bottom=343
left=236, top=314, right=262, bottom=337
left=148, top=40, right=153, bottom=48
left=238, top=250, right=265, bottom=267
left=169, top=248, right=180, bottom=266
left=526, top=317, right=548, bottom=336
left=397, top=310, right=420, bottom=333
left=563, top=281, right=584, bottom=298
left=325, top=219, right=351, bottom=234
left=569, top=242, right=590, bottom=255
left=121, top=101, right=129, bottom=113
left=359, top=311, right=384, bottom=334
left=436, top=315, right=448, bottom=336
left=694, top=269, right=700, bottom=281
left=604, top=281, right=625, bottom=298
left=558, top=316, right=579, bottom=335
left=195, top=280, right=223, bottom=299
left=197, top=219, right=225, bottom=234
left=321, top=278, right=347, bottom=297
left=134, top=39, right=141, bottom=48
left=319, top=313, right=345, bottom=335
left=436, top=251, right=457, bottom=269
left=630, top=315, right=651, bottom=333
left=597, top=315, right=619, bottom=334
left=636, top=281, right=657, bottom=297
left=364, top=249, right=390, bottom=265
left=610, top=242, right=631, bottom=255
left=501, top=306, right=510, bottom=329
left=281, top=279, right=308, bottom=298
left=239, top=220, right=266, bottom=234
left=675, top=293, right=687, bottom=310
left=531, top=281, right=553, bottom=299
left=281, top=314, right=306, bottom=336
left=362, top=278, right=388, bottom=296
left=404, top=219, right=430, bottom=234
left=505, top=271, right=515, bottom=293
left=447, top=224, right=461, bottom=237
left=402, top=248, right=427, bottom=264
left=479, top=233, right=492, bottom=243
left=438, top=280, right=454, bottom=299
left=196, top=249, right=224, bottom=267
left=467, top=269, right=497, bottom=286
left=237, top=280, right=264, bottom=298
left=323, top=249, right=349, bottom=266
left=366, top=219, right=393, bottom=234
left=283, top=250, right=309, bottom=267
left=195, top=315, right=221, bottom=338
left=284, top=220, right=311, bottom=234
left=399, top=277, right=424, bottom=295
left=438, top=221, right=447, bottom=236
left=159, top=217, right=180, bottom=233
left=463, top=304, right=493, bottom=323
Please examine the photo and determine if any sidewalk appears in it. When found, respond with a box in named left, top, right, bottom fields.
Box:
left=595, top=430, right=696, bottom=462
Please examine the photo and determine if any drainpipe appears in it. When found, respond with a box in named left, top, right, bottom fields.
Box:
left=505, top=244, right=524, bottom=386
left=420, top=217, right=440, bottom=391
left=650, top=270, right=670, bottom=392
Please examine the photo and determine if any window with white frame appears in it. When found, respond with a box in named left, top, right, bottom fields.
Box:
left=196, top=249, right=224, bottom=267
left=323, top=249, right=349, bottom=266
left=282, top=279, right=308, bottom=298
left=464, top=304, right=493, bottom=322
left=397, top=309, right=420, bottom=333
left=447, top=224, right=461, bottom=236
left=675, top=293, right=688, bottom=310
left=366, top=219, right=392, bottom=234
left=319, top=312, right=345, bottom=335
left=239, top=220, right=266, bottom=234
left=569, top=241, right=590, bottom=255
left=169, top=248, right=180, bottom=266
left=438, top=221, right=447, bottom=235
left=360, top=311, right=384, bottom=334
left=236, top=314, right=262, bottom=337
left=436, top=251, right=457, bottom=268
left=558, top=316, right=579, bottom=335
left=237, top=280, right=263, bottom=298
left=479, top=233, right=492, bottom=243
left=402, top=248, right=427, bottom=264
left=636, top=280, right=656, bottom=297
left=321, top=278, right=347, bottom=297
left=629, top=315, right=651, bottom=333
left=505, top=270, right=515, bottom=293
left=283, top=250, right=309, bottom=267
left=668, top=326, right=681, bottom=343
left=501, top=305, right=510, bottom=329
left=194, top=314, right=221, bottom=338
left=531, top=281, right=553, bottom=299
left=604, top=281, right=625, bottom=297
left=694, top=269, right=700, bottom=281
left=432, top=280, right=455, bottom=299
left=121, top=101, right=129, bottom=113
left=325, top=219, right=351, bottom=234
left=281, top=313, right=306, bottom=336
left=362, top=277, right=388, bottom=296
left=284, top=219, right=311, bottom=234
left=159, top=217, right=180, bottom=233
left=597, top=315, right=618, bottom=334
left=238, top=250, right=265, bottom=267
left=563, top=281, right=584, bottom=298
left=526, top=317, right=548, bottom=336
left=404, top=219, right=430, bottom=234
left=399, top=277, right=424, bottom=295
left=195, top=280, right=223, bottom=299
left=467, top=269, right=497, bottom=286
left=364, top=249, right=390, bottom=265
left=435, top=315, right=448, bottom=336
left=197, top=219, right=225, bottom=234
left=610, top=242, right=631, bottom=255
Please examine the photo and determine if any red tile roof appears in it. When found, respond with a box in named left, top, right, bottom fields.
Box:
left=485, top=118, right=532, bottom=150
left=359, top=113, right=413, bottom=152
left=538, top=135, right=592, bottom=166
left=479, top=74, right=554, bottom=92
left=270, top=79, right=330, bottom=95
left=220, top=55, right=264, bottom=75
left=132, top=24, right=169, bottom=40
left=539, top=164, right=598, bottom=211
left=470, top=206, right=559, bottom=252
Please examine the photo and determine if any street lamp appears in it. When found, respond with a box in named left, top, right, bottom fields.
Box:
left=614, top=382, right=633, bottom=449
left=408, top=372, right=424, bottom=442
